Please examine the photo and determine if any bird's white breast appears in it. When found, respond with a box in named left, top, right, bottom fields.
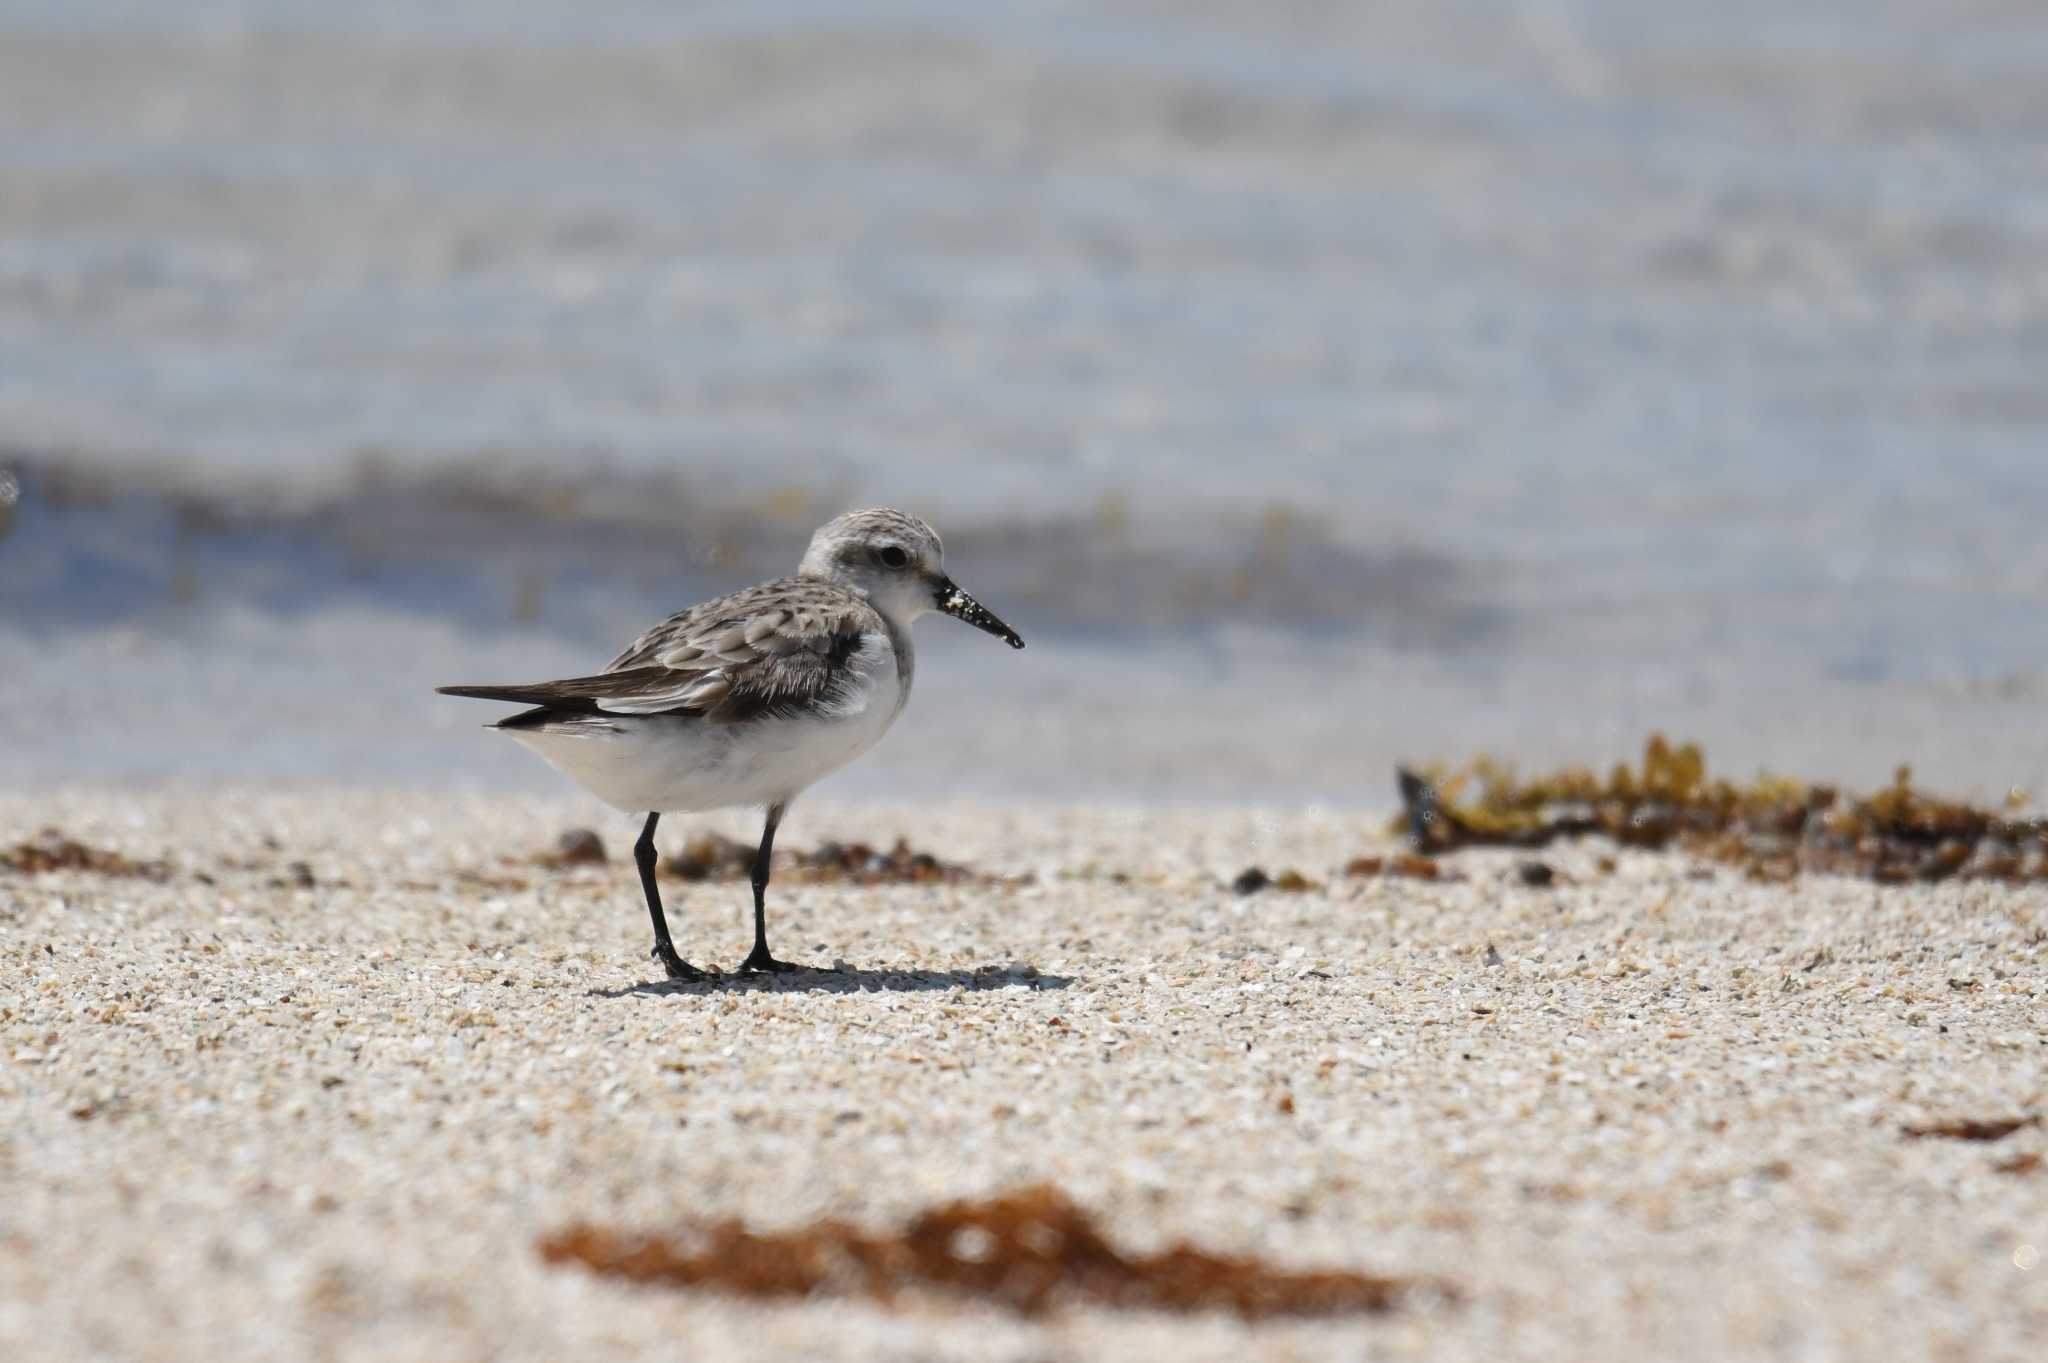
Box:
left=506, top=632, right=907, bottom=813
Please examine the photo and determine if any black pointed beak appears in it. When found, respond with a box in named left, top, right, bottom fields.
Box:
left=933, top=577, right=1024, bottom=649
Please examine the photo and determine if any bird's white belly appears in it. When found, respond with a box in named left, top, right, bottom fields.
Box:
left=506, top=639, right=904, bottom=813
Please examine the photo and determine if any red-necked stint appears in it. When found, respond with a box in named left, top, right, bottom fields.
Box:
left=438, top=508, right=1024, bottom=980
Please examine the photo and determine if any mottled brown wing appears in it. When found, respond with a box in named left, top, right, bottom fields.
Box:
left=440, top=580, right=873, bottom=723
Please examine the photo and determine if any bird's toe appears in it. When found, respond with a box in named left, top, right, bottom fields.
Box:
left=652, top=944, right=712, bottom=982
left=735, top=950, right=806, bottom=975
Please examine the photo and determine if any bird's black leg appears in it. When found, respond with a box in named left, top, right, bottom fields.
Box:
left=636, top=812, right=707, bottom=982
left=736, top=803, right=801, bottom=973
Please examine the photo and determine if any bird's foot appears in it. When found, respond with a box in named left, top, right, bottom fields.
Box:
left=652, top=943, right=711, bottom=982
left=735, top=947, right=806, bottom=975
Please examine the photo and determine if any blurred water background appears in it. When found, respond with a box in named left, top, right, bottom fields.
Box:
left=3, top=0, right=2046, bottom=805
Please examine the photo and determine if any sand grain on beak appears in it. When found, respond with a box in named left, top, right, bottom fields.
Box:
left=935, top=577, right=1025, bottom=649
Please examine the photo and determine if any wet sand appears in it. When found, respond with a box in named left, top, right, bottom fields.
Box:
left=2, top=788, right=2043, bottom=1360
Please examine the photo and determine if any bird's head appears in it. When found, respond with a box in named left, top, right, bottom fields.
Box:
left=798, top=507, right=1024, bottom=648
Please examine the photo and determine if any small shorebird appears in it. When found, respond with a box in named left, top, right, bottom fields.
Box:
left=438, top=508, right=1024, bottom=980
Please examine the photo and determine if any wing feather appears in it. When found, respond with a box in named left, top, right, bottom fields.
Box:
left=439, top=578, right=877, bottom=725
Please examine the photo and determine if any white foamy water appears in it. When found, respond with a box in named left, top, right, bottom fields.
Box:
left=3, top=1, right=2046, bottom=802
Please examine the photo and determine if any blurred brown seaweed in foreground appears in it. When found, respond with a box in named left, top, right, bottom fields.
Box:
left=1397, top=735, right=2048, bottom=885
left=539, top=1184, right=1416, bottom=1319
left=1902, top=1115, right=2040, bottom=1143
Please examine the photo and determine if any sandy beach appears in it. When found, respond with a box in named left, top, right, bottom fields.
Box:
left=3, top=786, right=2041, bottom=1361
left=6, top=4, right=2047, bottom=1358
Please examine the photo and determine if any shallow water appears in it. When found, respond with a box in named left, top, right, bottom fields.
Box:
left=3, top=1, right=2046, bottom=803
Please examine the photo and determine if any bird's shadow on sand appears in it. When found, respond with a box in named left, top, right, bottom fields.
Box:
left=588, top=964, right=1074, bottom=999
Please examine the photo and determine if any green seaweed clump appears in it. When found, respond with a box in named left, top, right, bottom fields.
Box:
left=1394, top=736, right=2048, bottom=885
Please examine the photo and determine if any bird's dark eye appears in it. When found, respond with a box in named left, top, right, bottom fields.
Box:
left=877, top=545, right=910, bottom=569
